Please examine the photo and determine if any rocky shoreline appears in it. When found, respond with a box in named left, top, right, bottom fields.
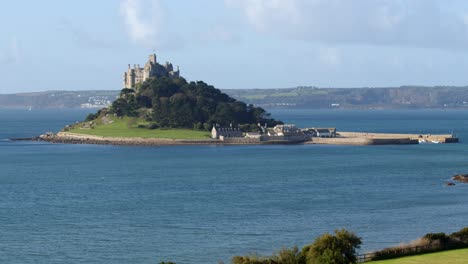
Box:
left=29, top=132, right=225, bottom=146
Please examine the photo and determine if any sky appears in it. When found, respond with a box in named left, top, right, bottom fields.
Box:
left=2, top=0, right=468, bottom=93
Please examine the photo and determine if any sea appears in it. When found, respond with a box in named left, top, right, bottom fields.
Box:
left=1, top=108, right=468, bottom=264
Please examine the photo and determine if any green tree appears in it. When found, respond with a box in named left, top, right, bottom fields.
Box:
left=302, top=229, right=361, bottom=264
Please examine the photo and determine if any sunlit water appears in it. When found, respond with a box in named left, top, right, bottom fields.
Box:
left=1, top=108, right=467, bottom=263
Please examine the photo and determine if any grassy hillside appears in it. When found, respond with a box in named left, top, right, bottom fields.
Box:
left=67, top=116, right=211, bottom=139
left=368, top=248, right=468, bottom=264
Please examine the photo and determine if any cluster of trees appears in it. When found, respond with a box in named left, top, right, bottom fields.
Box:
left=107, top=77, right=282, bottom=130
left=232, top=229, right=362, bottom=264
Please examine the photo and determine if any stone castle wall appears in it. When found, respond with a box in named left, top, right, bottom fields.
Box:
left=123, top=54, right=180, bottom=88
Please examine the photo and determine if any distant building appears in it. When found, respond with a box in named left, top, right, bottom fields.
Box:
left=211, top=126, right=243, bottom=139
left=270, top=124, right=303, bottom=136
left=123, top=53, right=180, bottom=88
left=303, top=128, right=337, bottom=138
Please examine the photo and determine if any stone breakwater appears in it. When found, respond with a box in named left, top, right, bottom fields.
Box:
left=338, top=132, right=458, bottom=143
left=17, top=131, right=458, bottom=147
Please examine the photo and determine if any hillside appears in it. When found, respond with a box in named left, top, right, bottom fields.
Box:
left=225, top=86, right=468, bottom=109
left=66, top=76, right=282, bottom=138
left=4, top=86, right=468, bottom=109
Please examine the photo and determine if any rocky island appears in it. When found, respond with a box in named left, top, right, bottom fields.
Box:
left=31, top=53, right=459, bottom=146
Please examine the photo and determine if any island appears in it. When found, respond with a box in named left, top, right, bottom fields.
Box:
left=31, top=53, right=459, bottom=146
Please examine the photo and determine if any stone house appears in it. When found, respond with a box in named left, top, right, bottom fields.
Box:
left=211, top=126, right=243, bottom=139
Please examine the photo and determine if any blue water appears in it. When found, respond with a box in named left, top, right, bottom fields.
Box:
left=1, top=108, right=468, bottom=264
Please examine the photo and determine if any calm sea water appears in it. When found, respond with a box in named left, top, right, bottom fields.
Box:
left=1, top=108, right=468, bottom=264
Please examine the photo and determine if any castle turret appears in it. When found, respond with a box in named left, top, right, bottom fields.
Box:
left=149, top=54, right=157, bottom=64
left=124, top=53, right=181, bottom=88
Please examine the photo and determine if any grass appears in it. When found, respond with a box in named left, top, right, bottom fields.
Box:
left=368, top=248, right=468, bottom=264
left=68, top=117, right=211, bottom=140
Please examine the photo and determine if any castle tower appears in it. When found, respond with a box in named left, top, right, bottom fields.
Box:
left=149, top=54, right=157, bottom=64
left=123, top=53, right=181, bottom=88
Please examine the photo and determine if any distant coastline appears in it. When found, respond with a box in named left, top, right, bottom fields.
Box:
left=4, top=85, right=468, bottom=109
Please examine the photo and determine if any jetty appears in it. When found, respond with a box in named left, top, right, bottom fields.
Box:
left=306, top=132, right=458, bottom=145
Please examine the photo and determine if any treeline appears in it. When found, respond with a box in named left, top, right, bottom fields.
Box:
left=106, top=77, right=282, bottom=129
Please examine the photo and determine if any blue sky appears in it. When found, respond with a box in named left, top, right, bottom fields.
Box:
left=2, top=0, right=468, bottom=93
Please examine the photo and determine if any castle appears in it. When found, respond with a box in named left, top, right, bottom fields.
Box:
left=123, top=54, right=180, bottom=88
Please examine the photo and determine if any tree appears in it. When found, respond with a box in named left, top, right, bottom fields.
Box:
left=302, top=229, right=361, bottom=264
left=99, top=76, right=282, bottom=128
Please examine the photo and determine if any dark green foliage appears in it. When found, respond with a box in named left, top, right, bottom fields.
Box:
left=302, top=229, right=361, bottom=264
left=108, top=76, right=282, bottom=128
left=232, top=247, right=305, bottom=264
left=85, top=113, right=97, bottom=122
left=85, top=109, right=102, bottom=121
left=450, top=227, right=468, bottom=243
left=423, top=233, right=449, bottom=245
left=109, top=96, right=139, bottom=117
left=239, top=124, right=262, bottom=133
left=120, top=88, right=135, bottom=96
left=233, top=229, right=360, bottom=264
left=203, top=122, right=211, bottom=131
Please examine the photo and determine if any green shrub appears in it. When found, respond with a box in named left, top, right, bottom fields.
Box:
left=302, top=229, right=361, bottom=264
left=450, top=227, right=468, bottom=243
left=424, top=232, right=449, bottom=245
left=232, top=247, right=305, bottom=264
left=203, top=123, right=211, bottom=131
left=149, top=124, right=159, bottom=130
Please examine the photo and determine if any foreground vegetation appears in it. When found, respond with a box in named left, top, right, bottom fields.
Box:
left=368, top=248, right=468, bottom=264
left=231, top=229, right=361, bottom=264
left=67, top=116, right=211, bottom=139
left=157, top=227, right=468, bottom=264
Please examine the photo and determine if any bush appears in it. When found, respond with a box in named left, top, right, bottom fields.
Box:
left=203, top=123, right=212, bottom=131
left=193, top=122, right=203, bottom=130
left=85, top=113, right=97, bottom=122
left=423, top=233, right=449, bottom=245
left=450, top=227, right=468, bottom=243
left=303, top=229, right=361, bottom=264
left=149, top=124, right=159, bottom=130
left=232, top=247, right=305, bottom=264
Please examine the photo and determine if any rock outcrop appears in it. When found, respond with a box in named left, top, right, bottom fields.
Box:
left=452, top=174, right=468, bottom=183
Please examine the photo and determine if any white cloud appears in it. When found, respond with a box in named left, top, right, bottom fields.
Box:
left=226, top=0, right=468, bottom=50
left=120, top=0, right=165, bottom=47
